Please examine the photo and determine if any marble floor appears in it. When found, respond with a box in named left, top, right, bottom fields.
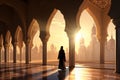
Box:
left=0, top=63, right=120, bottom=80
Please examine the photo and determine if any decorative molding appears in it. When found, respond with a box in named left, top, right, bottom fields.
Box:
left=89, top=0, right=111, bottom=9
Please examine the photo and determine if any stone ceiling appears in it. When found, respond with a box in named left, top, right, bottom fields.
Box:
left=89, top=0, right=111, bottom=9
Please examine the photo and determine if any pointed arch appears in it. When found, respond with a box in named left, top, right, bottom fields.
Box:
left=0, top=34, right=3, bottom=47
left=28, top=19, right=40, bottom=40
left=27, top=19, right=42, bottom=63
left=46, top=9, right=57, bottom=33
left=15, top=26, right=23, bottom=47
left=47, top=9, right=68, bottom=63
left=76, top=0, right=88, bottom=29
left=77, top=0, right=111, bottom=41
left=77, top=1, right=103, bottom=40
left=5, top=30, right=12, bottom=44
left=15, top=26, right=22, bottom=41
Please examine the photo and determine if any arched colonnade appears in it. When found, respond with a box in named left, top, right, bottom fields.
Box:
left=0, top=0, right=117, bottom=70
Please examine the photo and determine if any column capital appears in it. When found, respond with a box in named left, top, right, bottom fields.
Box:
left=5, top=43, right=10, bottom=47
left=65, top=20, right=80, bottom=39
left=25, top=38, right=31, bottom=46
left=27, top=38, right=31, bottom=43
left=14, top=41, right=18, bottom=46
left=40, top=31, right=50, bottom=43
left=98, top=36, right=107, bottom=44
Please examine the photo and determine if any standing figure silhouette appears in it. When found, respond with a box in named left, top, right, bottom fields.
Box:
left=58, top=46, right=66, bottom=70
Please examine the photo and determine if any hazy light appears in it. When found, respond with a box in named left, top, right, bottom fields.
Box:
left=33, top=31, right=42, bottom=48
left=29, top=9, right=116, bottom=63
left=75, top=31, right=85, bottom=51
left=65, top=68, right=90, bottom=80
left=107, top=20, right=116, bottom=41
left=75, top=31, right=82, bottom=43
left=48, top=10, right=68, bottom=51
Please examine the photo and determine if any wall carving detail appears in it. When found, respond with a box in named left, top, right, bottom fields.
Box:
left=89, top=0, right=111, bottom=9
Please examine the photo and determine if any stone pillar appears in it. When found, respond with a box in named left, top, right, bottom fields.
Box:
left=98, top=28, right=107, bottom=64
left=13, top=42, right=17, bottom=63
left=99, top=40, right=106, bottom=64
left=40, top=31, right=49, bottom=65
left=4, top=43, right=9, bottom=63
left=0, top=47, right=1, bottom=63
left=18, top=41, right=24, bottom=63
left=29, top=43, right=33, bottom=62
left=42, top=41, right=47, bottom=65
left=113, top=19, right=120, bottom=73
left=64, top=18, right=80, bottom=69
left=25, top=39, right=31, bottom=64
left=20, top=47, right=22, bottom=63
left=67, top=34, right=75, bottom=69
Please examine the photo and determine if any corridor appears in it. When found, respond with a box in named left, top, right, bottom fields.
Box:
left=0, top=63, right=119, bottom=80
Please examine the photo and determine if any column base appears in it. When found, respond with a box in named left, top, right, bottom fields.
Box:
left=42, top=64, right=47, bottom=66
left=69, top=65, right=75, bottom=71
left=115, top=70, right=120, bottom=74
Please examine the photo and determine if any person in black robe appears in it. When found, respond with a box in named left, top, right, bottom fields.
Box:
left=58, top=46, right=66, bottom=70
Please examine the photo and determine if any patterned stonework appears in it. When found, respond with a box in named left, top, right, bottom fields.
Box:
left=89, top=0, right=111, bottom=9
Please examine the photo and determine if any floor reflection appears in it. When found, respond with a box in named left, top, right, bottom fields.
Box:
left=58, top=70, right=66, bottom=80
left=0, top=63, right=120, bottom=80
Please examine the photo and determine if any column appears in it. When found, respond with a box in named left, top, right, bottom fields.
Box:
left=13, top=42, right=17, bottom=63
left=25, top=39, right=31, bottom=64
left=0, top=47, right=2, bottom=63
left=29, top=43, right=33, bottom=62
left=100, top=40, right=106, bottom=64
left=98, top=28, right=107, bottom=64
left=65, top=18, right=80, bottom=69
left=68, top=34, right=75, bottom=69
left=4, top=43, right=9, bottom=63
left=42, top=41, right=47, bottom=65
left=40, top=31, right=49, bottom=65
left=20, top=47, right=22, bottom=63
left=113, top=19, right=120, bottom=73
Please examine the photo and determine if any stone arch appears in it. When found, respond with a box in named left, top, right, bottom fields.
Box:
left=14, top=26, right=24, bottom=63
left=76, top=9, right=100, bottom=63
left=77, top=0, right=111, bottom=64
left=0, top=34, right=4, bottom=62
left=4, top=30, right=12, bottom=62
left=77, top=1, right=100, bottom=37
left=27, top=19, right=40, bottom=62
left=86, top=8, right=101, bottom=39
left=15, top=26, right=23, bottom=41
left=47, top=9, right=68, bottom=63
left=77, top=0, right=109, bottom=41
left=5, top=30, right=12, bottom=44
left=0, top=0, right=26, bottom=24
left=105, top=20, right=116, bottom=63
left=0, top=2, right=26, bottom=41
left=46, top=9, right=57, bottom=33
left=28, top=19, right=40, bottom=41
left=0, top=34, right=3, bottom=47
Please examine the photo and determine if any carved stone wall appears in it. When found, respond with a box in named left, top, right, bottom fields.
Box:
left=89, top=0, right=111, bottom=9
